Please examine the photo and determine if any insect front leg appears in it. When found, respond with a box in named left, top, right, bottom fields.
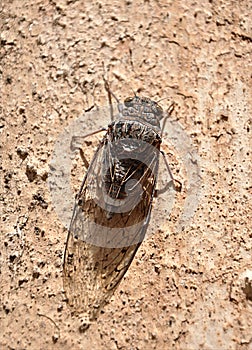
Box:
left=103, top=72, right=122, bottom=122
left=161, top=103, right=175, bottom=136
left=155, top=150, right=182, bottom=197
left=71, top=128, right=107, bottom=168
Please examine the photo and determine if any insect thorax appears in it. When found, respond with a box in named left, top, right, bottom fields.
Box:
left=107, top=120, right=162, bottom=147
left=101, top=119, right=161, bottom=205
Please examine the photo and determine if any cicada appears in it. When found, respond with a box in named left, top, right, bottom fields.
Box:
left=63, top=89, right=179, bottom=331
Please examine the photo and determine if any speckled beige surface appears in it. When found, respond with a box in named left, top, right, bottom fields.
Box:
left=1, top=1, right=251, bottom=349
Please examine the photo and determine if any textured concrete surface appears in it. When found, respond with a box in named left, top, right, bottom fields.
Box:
left=0, top=0, right=251, bottom=349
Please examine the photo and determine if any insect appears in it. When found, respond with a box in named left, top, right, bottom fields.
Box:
left=63, top=84, right=180, bottom=331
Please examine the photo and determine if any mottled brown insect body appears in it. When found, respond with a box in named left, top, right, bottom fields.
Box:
left=63, top=95, right=168, bottom=331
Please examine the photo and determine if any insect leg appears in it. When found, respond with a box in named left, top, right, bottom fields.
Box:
left=71, top=128, right=107, bottom=151
left=71, top=128, right=107, bottom=168
left=155, top=150, right=182, bottom=196
left=102, top=74, right=121, bottom=122
left=161, top=102, right=175, bottom=136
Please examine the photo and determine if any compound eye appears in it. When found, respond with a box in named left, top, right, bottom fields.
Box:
left=156, top=104, right=163, bottom=116
left=124, top=97, right=134, bottom=107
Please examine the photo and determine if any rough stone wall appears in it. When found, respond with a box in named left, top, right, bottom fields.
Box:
left=0, top=1, right=251, bottom=349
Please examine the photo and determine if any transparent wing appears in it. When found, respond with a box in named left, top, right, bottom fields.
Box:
left=63, top=137, right=159, bottom=326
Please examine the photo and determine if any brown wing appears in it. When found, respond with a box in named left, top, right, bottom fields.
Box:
left=63, top=137, right=159, bottom=329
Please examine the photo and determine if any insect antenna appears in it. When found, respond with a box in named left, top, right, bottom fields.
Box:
left=129, top=86, right=137, bottom=97
left=156, top=96, right=171, bottom=104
